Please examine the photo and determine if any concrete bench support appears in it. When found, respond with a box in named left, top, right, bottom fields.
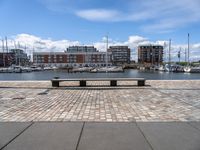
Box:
left=80, top=80, right=86, bottom=87
left=52, top=81, right=59, bottom=87
left=110, top=80, right=117, bottom=86
left=138, top=80, right=145, bottom=86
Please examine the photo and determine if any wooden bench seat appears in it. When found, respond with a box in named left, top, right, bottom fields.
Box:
left=51, top=78, right=146, bottom=87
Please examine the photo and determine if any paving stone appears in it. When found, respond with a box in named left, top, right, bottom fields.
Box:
left=0, top=80, right=200, bottom=122
left=0, top=122, right=32, bottom=149
left=188, top=122, right=200, bottom=131
left=137, top=122, right=200, bottom=150
left=3, top=122, right=83, bottom=150
left=78, top=122, right=152, bottom=150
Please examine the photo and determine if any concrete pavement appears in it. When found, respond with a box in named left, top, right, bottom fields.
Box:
left=0, top=122, right=200, bottom=150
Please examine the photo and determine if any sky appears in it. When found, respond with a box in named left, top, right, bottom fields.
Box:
left=0, top=0, right=200, bottom=61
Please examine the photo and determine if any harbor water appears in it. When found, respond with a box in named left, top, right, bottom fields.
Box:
left=0, top=69, right=199, bottom=80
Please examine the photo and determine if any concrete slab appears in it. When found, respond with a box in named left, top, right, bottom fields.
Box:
left=3, top=122, right=83, bottom=150
left=138, top=122, right=200, bottom=150
left=78, top=122, right=152, bottom=150
left=188, top=122, right=200, bottom=131
left=0, top=122, right=32, bottom=149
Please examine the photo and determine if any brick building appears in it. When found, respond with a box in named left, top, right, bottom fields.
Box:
left=138, top=45, right=163, bottom=65
left=33, top=51, right=112, bottom=67
left=0, top=53, right=15, bottom=67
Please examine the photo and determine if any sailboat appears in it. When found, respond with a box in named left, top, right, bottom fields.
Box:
left=184, top=33, right=191, bottom=73
left=164, top=39, right=172, bottom=72
left=184, top=66, right=191, bottom=73
left=190, top=67, right=200, bottom=73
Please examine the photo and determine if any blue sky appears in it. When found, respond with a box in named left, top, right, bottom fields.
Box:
left=0, top=0, right=200, bottom=61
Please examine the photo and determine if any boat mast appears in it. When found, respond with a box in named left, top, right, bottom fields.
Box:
left=169, top=39, right=171, bottom=66
left=187, top=33, right=190, bottom=66
left=14, top=41, right=17, bottom=49
left=18, top=42, right=21, bottom=66
left=106, top=35, right=108, bottom=69
left=178, top=47, right=181, bottom=63
left=5, top=36, right=8, bottom=53
left=185, top=48, right=187, bottom=63
left=2, top=39, right=5, bottom=67
left=158, top=45, right=161, bottom=66
left=164, top=42, right=167, bottom=63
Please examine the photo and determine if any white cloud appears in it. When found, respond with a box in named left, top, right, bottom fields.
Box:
left=76, top=9, right=121, bottom=22
left=0, top=34, right=80, bottom=56
left=15, top=34, right=80, bottom=51
left=0, top=34, right=200, bottom=61
left=39, top=0, right=200, bottom=32
left=75, top=0, right=200, bottom=32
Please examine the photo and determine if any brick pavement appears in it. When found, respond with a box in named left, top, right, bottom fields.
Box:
left=0, top=80, right=199, bottom=122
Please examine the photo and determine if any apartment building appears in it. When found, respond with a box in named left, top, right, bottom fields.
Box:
left=0, top=52, right=15, bottom=67
left=67, top=46, right=97, bottom=53
left=33, top=51, right=112, bottom=67
left=108, top=46, right=130, bottom=65
left=138, top=45, right=163, bottom=65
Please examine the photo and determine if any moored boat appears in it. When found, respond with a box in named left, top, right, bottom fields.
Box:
left=184, top=66, right=191, bottom=73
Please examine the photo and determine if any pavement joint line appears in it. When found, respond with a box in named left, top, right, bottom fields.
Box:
left=153, top=88, right=200, bottom=90
left=76, top=122, right=85, bottom=150
left=187, top=122, right=200, bottom=133
left=0, top=122, right=34, bottom=150
left=135, top=122, right=155, bottom=150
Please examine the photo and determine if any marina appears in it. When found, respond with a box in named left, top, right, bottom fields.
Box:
left=0, top=69, right=200, bottom=80
left=1, top=0, right=200, bottom=149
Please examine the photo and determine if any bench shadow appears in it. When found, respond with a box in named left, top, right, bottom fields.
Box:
left=57, top=84, right=151, bottom=90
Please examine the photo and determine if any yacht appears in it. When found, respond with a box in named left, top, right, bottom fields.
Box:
left=30, top=66, right=42, bottom=71
left=190, top=67, right=200, bottom=73
left=184, top=66, right=191, bottom=73
left=164, top=64, right=171, bottom=72
left=22, top=67, right=32, bottom=72
left=43, top=66, right=52, bottom=70
left=158, top=66, right=165, bottom=71
left=13, top=66, right=23, bottom=73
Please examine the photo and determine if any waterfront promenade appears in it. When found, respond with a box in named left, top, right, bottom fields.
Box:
left=0, top=80, right=200, bottom=122
left=0, top=80, right=200, bottom=150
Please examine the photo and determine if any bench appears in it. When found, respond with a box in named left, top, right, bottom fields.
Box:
left=51, top=78, right=146, bottom=87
